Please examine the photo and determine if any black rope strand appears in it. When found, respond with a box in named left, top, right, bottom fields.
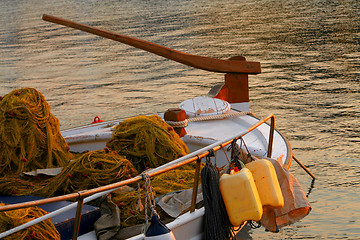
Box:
left=201, top=153, right=234, bottom=240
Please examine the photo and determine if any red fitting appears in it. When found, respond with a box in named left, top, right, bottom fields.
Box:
left=92, top=116, right=104, bottom=124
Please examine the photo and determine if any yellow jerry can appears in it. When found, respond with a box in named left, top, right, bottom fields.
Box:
left=219, top=167, right=263, bottom=227
left=246, top=159, right=284, bottom=208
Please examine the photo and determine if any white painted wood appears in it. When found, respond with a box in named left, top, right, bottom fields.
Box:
left=179, top=96, right=230, bottom=117
left=230, top=102, right=250, bottom=112
left=78, top=209, right=206, bottom=240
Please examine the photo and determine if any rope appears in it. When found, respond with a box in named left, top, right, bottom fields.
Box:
left=228, top=138, right=254, bottom=170
left=201, top=154, right=233, bottom=240
left=141, top=173, right=159, bottom=233
left=165, top=111, right=251, bottom=128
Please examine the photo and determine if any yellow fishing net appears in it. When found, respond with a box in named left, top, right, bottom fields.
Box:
left=106, top=115, right=189, bottom=173
left=0, top=88, right=199, bottom=233
left=0, top=203, right=60, bottom=240
left=36, top=150, right=138, bottom=197
left=0, top=88, right=72, bottom=176
left=0, top=175, right=47, bottom=196
left=111, top=165, right=199, bottom=227
left=104, top=115, right=198, bottom=227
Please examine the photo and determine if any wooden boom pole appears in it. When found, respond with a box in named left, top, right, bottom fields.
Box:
left=42, top=14, right=260, bottom=74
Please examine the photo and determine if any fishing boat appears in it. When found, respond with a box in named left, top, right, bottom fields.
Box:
left=0, top=15, right=313, bottom=240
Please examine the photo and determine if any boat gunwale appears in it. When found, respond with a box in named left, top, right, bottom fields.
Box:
left=248, top=112, right=293, bottom=169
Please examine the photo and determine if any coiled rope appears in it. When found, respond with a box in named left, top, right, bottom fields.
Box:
left=165, top=111, right=251, bottom=128
left=201, top=152, right=233, bottom=240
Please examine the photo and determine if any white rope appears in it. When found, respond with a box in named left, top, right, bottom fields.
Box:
left=141, top=173, right=158, bottom=233
left=165, top=111, right=251, bottom=128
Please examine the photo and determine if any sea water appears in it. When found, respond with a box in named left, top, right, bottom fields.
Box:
left=0, top=0, right=359, bottom=239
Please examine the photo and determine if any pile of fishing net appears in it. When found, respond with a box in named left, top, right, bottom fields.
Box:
left=0, top=88, right=198, bottom=234
left=0, top=203, right=60, bottom=240
left=37, top=150, right=138, bottom=197
left=103, top=115, right=194, bottom=227
left=0, top=175, right=45, bottom=196
left=106, top=115, right=189, bottom=172
left=0, top=150, right=138, bottom=197
left=0, top=110, right=192, bottom=199
left=0, top=88, right=72, bottom=176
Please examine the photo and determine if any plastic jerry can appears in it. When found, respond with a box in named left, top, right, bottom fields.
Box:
left=219, top=167, right=263, bottom=226
left=246, top=159, right=284, bottom=208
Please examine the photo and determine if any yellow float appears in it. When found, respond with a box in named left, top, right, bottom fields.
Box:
left=219, top=167, right=263, bottom=227
left=246, top=158, right=284, bottom=208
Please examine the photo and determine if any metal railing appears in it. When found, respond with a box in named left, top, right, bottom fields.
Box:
left=0, top=114, right=275, bottom=239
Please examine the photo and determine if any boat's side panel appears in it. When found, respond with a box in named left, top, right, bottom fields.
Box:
left=78, top=209, right=206, bottom=240
left=182, top=113, right=292, bottom=168
left=77, top=231, right=97, bottom=240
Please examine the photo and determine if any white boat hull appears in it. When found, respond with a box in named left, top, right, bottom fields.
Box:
left=78, top=208, right=205, bottom=240
left=64, top=107, right=292, bottom=240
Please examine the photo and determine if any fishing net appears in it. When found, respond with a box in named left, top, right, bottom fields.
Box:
left=106, top=115, right=189, bottom=173
left=111, top=165, right=198, bottom=227
left=0, top=89, right=199, bottom=234
left=0, top=150, right=137, bottom=198
left=0, top=88, right=72, bottom=176
left=0, top=174, right=48, bottom=196
left=0, top=113, right=193, bottom=198
left=0, top=203, right=60, bottom=240
left=36, top=149, right=138, bottom=197
left=151, top=166, right=198, bottom=195
left=103, top=115, right=196, bottom=226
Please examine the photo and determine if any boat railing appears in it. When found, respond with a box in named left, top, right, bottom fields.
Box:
left=0, top=114, right=275, bottom=240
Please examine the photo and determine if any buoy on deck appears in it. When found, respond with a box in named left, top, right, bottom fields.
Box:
left=145, top=214, right=176, bottom=240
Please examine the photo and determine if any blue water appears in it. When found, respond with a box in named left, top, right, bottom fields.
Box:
left=0, top=0, right=359, bottom=239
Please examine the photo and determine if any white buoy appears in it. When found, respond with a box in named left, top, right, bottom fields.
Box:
left=144, top=215, right=176, bottom=240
